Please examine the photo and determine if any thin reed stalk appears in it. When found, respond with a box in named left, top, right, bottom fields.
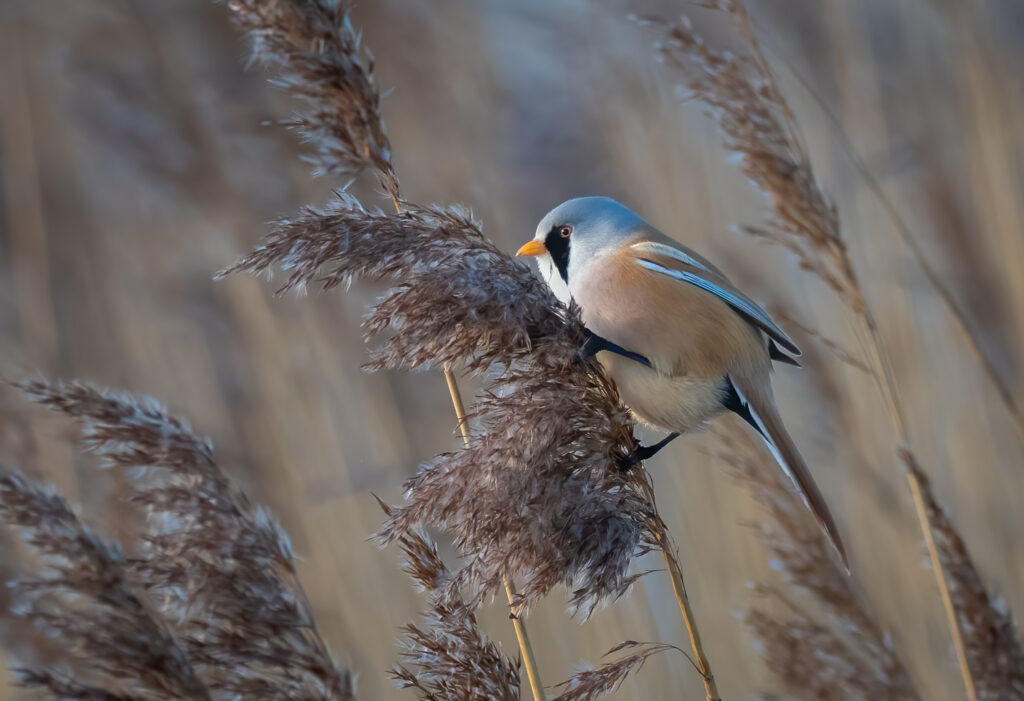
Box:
left=857, top=304, right=976, bottom=701
left=636, top=477, right=720, bottom=700
left=444, top=366, right=547, bottom=701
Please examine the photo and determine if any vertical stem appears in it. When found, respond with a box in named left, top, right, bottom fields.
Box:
left=443, top=368, right=547, bottom=701
left=856, top=313, right=977, bottom=701
left=659, top=538, right=721, bottom=700
left=639, top=479, right=720, bottom=700
left=392, top=189, right=545, bottom=699
left=906, top=470, right=975, bottom=701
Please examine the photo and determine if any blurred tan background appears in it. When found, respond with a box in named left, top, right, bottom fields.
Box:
left=1, top=0, right=1023, bottom=698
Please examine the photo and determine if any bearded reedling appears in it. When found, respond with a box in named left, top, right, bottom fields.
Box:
left=518, top=196, right=847, bottom=570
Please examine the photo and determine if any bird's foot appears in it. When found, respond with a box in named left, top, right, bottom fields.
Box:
left=616, top=432, right=681, bottom=471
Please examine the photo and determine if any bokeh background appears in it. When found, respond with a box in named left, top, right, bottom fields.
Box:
left=1, top=0, right=1022, bottom=698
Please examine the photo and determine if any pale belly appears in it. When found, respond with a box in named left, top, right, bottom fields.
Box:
left=598, top=352, right=728, bottom=433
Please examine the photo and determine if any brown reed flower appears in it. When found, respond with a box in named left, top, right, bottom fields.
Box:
left=219, top=195, right=568, bottom=373
left=901, top=451, right=1024, bottom=701
left=224, top=0, right=398, bottom=196
left=385, top=501, right=520, bottom=701
left=640, top=2, right=863, bottom=315
left=0, top=468, right=209, bottom=700
left=380, top=353, right=656, bottom=618
left=20, top=378, right=356, bottom=700
left=717, top=426, right=918, bottom=700
left=550, top=641, right=679, bottom=701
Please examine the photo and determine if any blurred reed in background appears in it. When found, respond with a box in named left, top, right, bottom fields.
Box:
left=1, top=0, right=1023, bottom=699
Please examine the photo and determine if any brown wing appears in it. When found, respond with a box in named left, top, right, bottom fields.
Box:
left=628, top=239, right=800, bottom=356
left=574, top=246, right=770, bottom=379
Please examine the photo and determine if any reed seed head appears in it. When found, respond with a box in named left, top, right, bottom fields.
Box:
left=19, top=378, right=357, bottom=700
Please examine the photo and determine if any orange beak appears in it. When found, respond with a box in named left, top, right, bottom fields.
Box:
left=516, top=240, right=548, bottom=257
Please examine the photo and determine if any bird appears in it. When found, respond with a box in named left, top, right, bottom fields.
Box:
left=516, top=196, right=848, bottom=570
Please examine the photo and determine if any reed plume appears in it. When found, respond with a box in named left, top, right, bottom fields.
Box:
left=0, top=468, right=209, bottom=700
left=642, top=2, right=1024, bottom=698
left=717, top=426, right=917, bottom=700
left=218, top=196, right=566, bottom=373
left=386, top=502, right=521, bottom=701
left=224, top=0, right=397, bottom=195
left=222, top=1, right=718, bottom=698
left=20, top=378, right=356, bottom=700
left=550, top=642, right=679, bottom=701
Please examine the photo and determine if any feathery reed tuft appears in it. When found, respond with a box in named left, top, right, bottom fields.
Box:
left=550, top=642, right=678, bottom=701
left=224, top=0, right=397, bottom=196
left=641, top=1, right=862, bottom=315
left=379, top=353, right=656, bottom=617
left=901, top=451, right=1024, bottom=700
left=218, top=196, right=567, bottom=373
left=20, top=378, right=356, bottom=700
left=717, top=427, right=918, bottom=700
left=386, top=503, right=521, bottom=701
left=0, top=468, right=209, bottom=700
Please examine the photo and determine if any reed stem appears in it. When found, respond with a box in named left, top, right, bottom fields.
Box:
left=855, top=309, right=977, bottom=701
left=637, top=479, right=720, bottom=700
left=660, top=540, right=721, bottom=700
left=442, top=367, right=547, bottom=701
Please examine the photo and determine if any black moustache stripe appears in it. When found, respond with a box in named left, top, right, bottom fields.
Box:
left=545, top=228, right=570, bottom=283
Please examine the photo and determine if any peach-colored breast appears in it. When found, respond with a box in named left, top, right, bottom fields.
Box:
left=570, top=245, right=773, bottom=432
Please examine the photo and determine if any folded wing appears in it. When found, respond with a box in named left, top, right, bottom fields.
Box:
left=630, top=240, right=800, bottom=356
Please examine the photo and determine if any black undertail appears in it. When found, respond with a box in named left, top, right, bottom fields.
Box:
left=721, top=376, right=766, bottom=438
left=769, top=339, right=801, bottom=366
left=578, top=329, right=653, bottom=368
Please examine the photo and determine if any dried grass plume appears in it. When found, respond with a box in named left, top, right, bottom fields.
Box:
left=18, top=378, right=357, bottom=700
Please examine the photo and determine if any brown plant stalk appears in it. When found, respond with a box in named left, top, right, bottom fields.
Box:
left=633, top=475, right=720, bottom=700
left=442, top=371, right=547, bottom=701
left=643, top=2, right=1024, bottom=698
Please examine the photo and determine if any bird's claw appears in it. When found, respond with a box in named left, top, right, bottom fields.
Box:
left=616, top=432, right=681, bottom=471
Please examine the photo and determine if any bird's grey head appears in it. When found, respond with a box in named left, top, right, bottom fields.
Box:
left=517, top=197, right=648, bottom=295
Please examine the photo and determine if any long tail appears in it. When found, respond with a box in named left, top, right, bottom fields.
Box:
left=735, top=380, right=849, bottom=571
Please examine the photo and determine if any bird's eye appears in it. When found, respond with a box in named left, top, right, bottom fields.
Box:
left=558, top=225, right=572, bottom=238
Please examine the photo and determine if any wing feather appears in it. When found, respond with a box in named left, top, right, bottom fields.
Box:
left=634, top=254, right=800, bottom=356
left=629, top=241, right=718, bottom=274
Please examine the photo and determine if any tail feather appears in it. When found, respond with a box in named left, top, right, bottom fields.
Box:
left=737, top=382, right=849, bottom=572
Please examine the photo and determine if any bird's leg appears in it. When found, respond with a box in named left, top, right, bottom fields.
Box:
left=578, top=328, right=652, bottom=368
left=617, top=432, right=681, bottom=470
